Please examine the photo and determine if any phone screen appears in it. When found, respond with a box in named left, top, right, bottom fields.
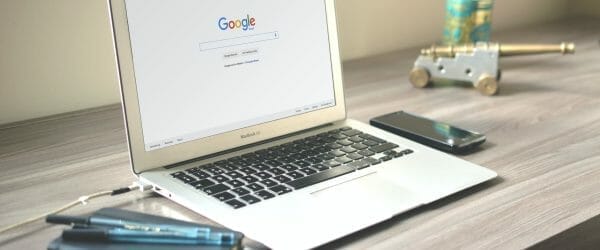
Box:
left=375, top=112, right=480, bottom=145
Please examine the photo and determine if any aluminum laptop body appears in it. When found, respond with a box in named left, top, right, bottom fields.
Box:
left=108, top=0, right=497, bottom=249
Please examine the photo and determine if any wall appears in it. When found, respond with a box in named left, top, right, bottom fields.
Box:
left=0, top=0, right=586, bottom=125
left=337, top=0, right=571, bottom=61
left=0, top=0, right=118, bottom=125
left=571, top=0, right=600, bottom=18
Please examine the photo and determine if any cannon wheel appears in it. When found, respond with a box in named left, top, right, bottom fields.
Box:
left=476, top=75, right=499, bottom=96
left=409, top=67, right=431, bottom=88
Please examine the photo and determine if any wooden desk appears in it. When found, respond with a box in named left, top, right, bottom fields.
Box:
left=1, top=19, right=599, bottom=249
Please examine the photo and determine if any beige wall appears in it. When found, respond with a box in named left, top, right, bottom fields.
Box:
left=571, top=0, right=600, bottom=18
left=337, top=0, right=571, bottom=60
left=0, top=0, right=118, bottom=125
left=0, top=0, right=594, bottom=124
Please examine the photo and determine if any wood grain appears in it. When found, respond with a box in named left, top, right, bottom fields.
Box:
left=1, top=18, right=599, bottom=250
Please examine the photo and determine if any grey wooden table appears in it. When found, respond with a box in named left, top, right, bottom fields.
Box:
left=1, top=19, right=599, bottom=249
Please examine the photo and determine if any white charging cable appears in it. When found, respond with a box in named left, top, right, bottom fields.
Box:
left=0, top=182, right=152, bottom=234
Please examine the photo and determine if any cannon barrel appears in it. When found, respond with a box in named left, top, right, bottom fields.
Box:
left=421, top=42, right=575, bottom=58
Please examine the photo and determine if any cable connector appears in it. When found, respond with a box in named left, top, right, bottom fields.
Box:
left=132, top=180, right=153, bottom=193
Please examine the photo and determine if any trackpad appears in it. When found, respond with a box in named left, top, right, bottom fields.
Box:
left=311, top=172, right=422, bottom=215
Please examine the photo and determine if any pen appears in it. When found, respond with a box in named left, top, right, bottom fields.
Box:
left=62, top=228, right=237, bottom=246
left=46, top=215, right=239, bottom=244
left=48, top=215, right=207, bottom=235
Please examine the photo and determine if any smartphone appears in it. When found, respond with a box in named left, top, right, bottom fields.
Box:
left=370, top=111, right=486, bottom=153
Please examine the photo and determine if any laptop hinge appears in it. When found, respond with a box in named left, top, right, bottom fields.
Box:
left=163, top=122, right=335, bottom=169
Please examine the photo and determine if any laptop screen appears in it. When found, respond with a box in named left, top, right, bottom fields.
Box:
left=123, top=0, right=336, bottom=151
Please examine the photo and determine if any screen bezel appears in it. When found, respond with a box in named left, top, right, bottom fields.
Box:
left=108, top=0, right=346, bottom=174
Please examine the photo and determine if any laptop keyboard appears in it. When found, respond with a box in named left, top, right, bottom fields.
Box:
left=170, top=126, right=413, bottom=209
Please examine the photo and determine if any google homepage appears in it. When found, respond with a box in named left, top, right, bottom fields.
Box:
left=124, top=0, right=336, bottom=151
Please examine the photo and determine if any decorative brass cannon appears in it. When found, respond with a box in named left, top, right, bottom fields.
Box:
left=409, top=42, right=576, bottom=96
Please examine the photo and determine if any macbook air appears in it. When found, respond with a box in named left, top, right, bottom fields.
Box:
left=108, top=0, right=497, bottom=249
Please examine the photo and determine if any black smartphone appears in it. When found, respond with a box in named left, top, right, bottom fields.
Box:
left=370, top=111, right=486, bottom=153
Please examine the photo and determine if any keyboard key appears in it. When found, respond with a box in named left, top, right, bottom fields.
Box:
left=335, top=156, right=353, bottom=164
left=331, top=150, right=346, bottom=157
left=277, top=156, right=294, bottom=163
left=342, top=129, right=362, bottom=137
left=305, top=157, right=323, bottom=164
left=220, top=165, right=238, bottom=172
left=185, top=167, right=200, bottom=173
left=348, top=136, right=364, bottom=143
left=171, top=171, right=185, bottom=177
left=241, top=175, right=259, bottom=184
left=327, top=143, right=343, bottom=150
left=393, top=151, right=405, bottom=158
left=174, top=174, right=196, bottom=184
left=203, top=184, right=230, bottom=195
left=206, top=167, right=226, bottom=175
left=341, top=147, right=357, bottom=153
left=318, top=152, right=336, bottom=160
left=311, top=164, right=330, bottom=172
left=225, top=171, right=244, bottom=179
left=346, top=153, right=364, bottom=160
left=255, top=190, right=275, bottom=200
left=254, top=172, right=273, bottom=180
left=274, top=175, right=292, bottom=183
left=212, top=175, right=230, bottom=183
left=384, top=150, right=397, bottom=156
left=299, top=167, right=317, bottom=176
left=362, top=140, right=379, bottom=147
left=191, top=171, right=211, bottom=179
left=381, top=155, right=393, bottom=161
left=314, top=146, right=330, bottom=153
left=225, top=199, right=246, bottom=209
left=339, top=126, right=352, bottom=131
left=214, top=191, right=235, bottom=202
left=401, top=149, right=414, bottom=155
left=247, top=183, right=265, bottom=192
left=264, top=160, right=283, bottom=168
left=225, top=179, right=245, bottom=188
left=359, top=134, right=387, bottom=143
left=363, top=157, right=381, bottom=166
left=358, top=149, right=375, bottom=157
left=240, top=195, right=261, bottom=204
left=280, top=164, right=298, bottom=172
left=293, top=161, right=311, bottom=168
left=331, top=133, right=347, bottom=140
left=232, top=187, right=251, bottom=196
left=370, top=143, right=399, bottom=153
left=348, top=159, right=370, bottom=170
left=270, top=185, right=293, bottom=195
left=267, top=167, right=286, bottom=176
left=322, top=160, right=341, bottom=168
left=252, top=164, right=271, bottom=171
left=336, top=140, right=353, bottom=146
left=351, top=143, right=368, bottom=150
left=191, top=179, right=215, bottom=189
left=239, top=167, right=257, bottom=175
left=260, top=179, right=279, bottom=188
left=286, top=165, right=355, bottom=190
left=286, top=171, right=305, bottom=180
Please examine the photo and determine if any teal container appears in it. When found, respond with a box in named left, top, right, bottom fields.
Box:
left=443, top=0, right=476, bottom=45
left=471, top=0, right=494, bottom=42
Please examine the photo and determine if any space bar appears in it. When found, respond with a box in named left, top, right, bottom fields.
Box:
left=286, top=166, right=355, bottom=190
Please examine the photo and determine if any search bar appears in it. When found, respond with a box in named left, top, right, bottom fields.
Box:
left=199, top=32, right=279, bottom=51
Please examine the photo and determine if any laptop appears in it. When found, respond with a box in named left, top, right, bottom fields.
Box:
left=108, top=0, right=497, bottom=249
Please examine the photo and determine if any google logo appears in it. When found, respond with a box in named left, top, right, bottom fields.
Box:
left=218, top=15, right=256, bottom=31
